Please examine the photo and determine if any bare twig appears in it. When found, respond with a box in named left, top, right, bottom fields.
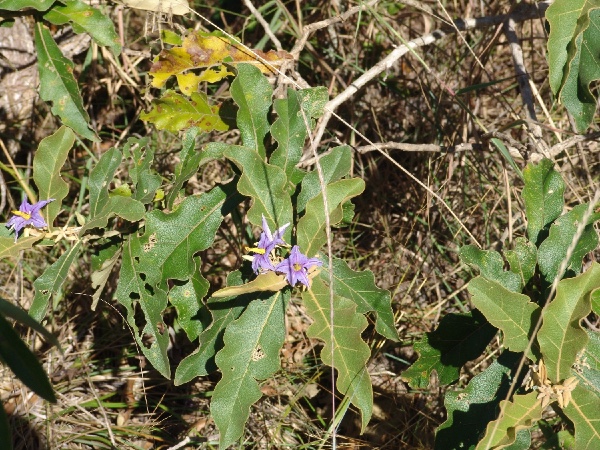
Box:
left=548, top=131, right=600, bottom=158
left=243, top=0, right=282, bottom=51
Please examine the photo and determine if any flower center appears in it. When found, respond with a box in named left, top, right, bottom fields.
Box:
left=12, top=211, right=31, bottom=220
left=245, top=246, right=266, bottom=255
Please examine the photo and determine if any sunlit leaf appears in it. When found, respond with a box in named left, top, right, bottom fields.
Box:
left=0, top=0, right=54, bottom=11
left=538, top=262, right=600, bottom=382
left=460, top=245, right=521, bottom=292
left=140, top=91, right=229, bottom=133
left=43, top=0, right=121, bottom=55
left=303, top=277, right=373, bottom=432
left=122, top=137, right=162, bottom=204
left=468, top=277, right=540, bottom=355
left=576, top=331, right=600, bottom=396
left=436, top=351, right=521, bottom=450
left=34, top=23, right=98, bottom=141
left=30, top=242, right=83, bottom=322
left=561, top=384, right=600, bottom=449
left=522, top=159, right=565, bottom=246
left=320, top=255, right=398, bottom=341
left=211, top=290, right=289, bottom=448
left=212, top=271, right=288, bottom=298
left=33, top=126, right=75, bottom=229
left=475, top=392, right=542, bottom=450
left=504, top=237, right=537, bottom=288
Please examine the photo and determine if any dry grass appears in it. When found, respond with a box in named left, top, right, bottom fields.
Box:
left=1, top=0, right=599, bottom=449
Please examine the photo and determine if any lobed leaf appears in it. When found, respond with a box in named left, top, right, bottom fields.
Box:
left=475, top=391, right=542, bottom=450
left=137, top=182, right=242, bottom=286
left=435, top=351, right=521, bottom=450
left=302, top=277, right=373, bottom=432
left=80, top=196, right=145, bottom=235
left=43, top=0, right=121, bottom=55
left=538, top=262, right=600, bottom=382
left=174, top=271, right=252, bottom=384
left=522, top=159, right=565, bottom=245
left=140, top=91, right=229, bottom=133
left=459, top=245, right=521, bottom=292
left=297, top=178, right=365, bottom=257
left=166, top=127, right=200, bottom=208
left=504, top=237, right=537, bottom=288
left=30, top=242, right=83, bottom=322
left=401, top=311, right=497, bottom=388
left=148, top=31, right=292, bottom=90
left=230, top=64, right=273, bottom=157
left=122, top=138, right=162, bottom=204
left=224, top=146, right=292, bottom=237
left=546, top=1, right=600, bottom=131
left=211, top=290, right=289, bottom=448
left=537, top=204, right=600, bottom=284
left=562, top=384, right=600, bottom=449
left=296, top=145, right=353, bottom=213
left=33, top=126, right=75, bottom=229
left=468, top=277, right=540, bottom=355
left=320, top=255, right=398, bottom=341
left=34, top=23, right=98, bottom=141
left=115, top=235, right=171, bottom=378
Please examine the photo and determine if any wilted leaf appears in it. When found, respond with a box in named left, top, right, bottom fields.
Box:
left=141, top=91, right=229, bottom=133
left=212, top=271, right=288, bottom=298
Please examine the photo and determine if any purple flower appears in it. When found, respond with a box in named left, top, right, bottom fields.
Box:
left=6, top=198, right=55, bottom=242
left=275, top=245, right=322, bottom=288
left=249, top=215, right=289, bottom=273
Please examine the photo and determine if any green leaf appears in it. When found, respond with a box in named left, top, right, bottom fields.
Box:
left=0, top=298, right=60, bottom=349
left=0, top=236, right=42, bottom=257
left=504, top=237, right=537, bottom=288
left=87, top=148, right=122, bottom=219
left=211, top=290, right=289, bottom=448
left=468, top=277, right=540, bottom=354
left=30, top=242, right=83, bottom=322
left=297, top=145, right=353, bottom=213
left=302, top=277, right=373, bottom=432
left=122, top=138, right=161, bottom=204
left=522, top=159, right=565, bottom=245
left=168, top=261, right=210, bottom=342
left=490, top=137, right=523, bottom=180
left=538, top=262, right=600, bottom=382
left=137, top=182, right=242, bottom=286
left=43, top=0, right=121, bottom=55
left=224, top=146, right=292, bottom=236
left=475, top=391, right=542, bottom=450
left=140, top=91, right=229, bottom=133
left=269, top=87, right=328, bottom=183
left=0, top=0, right=54, bottom=11
left=115, top=235, right=171, bottom=378
left=546, top=1, right=600, bottom=132
left=231, top=64, right=272, bottom=158
left=166, top=128, right=201, bottom=209
left=174, top=271, right=252, bottom=384
left=319, top=255, right=398, bottom=341
left=435, top=351, right=521, bottom=450
left=80, top=196, right=145, bottom=235
left=0, top=314, right=56, bottom=403
left=90, top=238, right=122, bottom=310
left=401, top=311, right=497, bottom=388
left=562, top=384, right=600, bottom=449
left=297, top=178, right=365, bottom=257
left=33, top=126, right=75, bottom=230
left=576, top=331, right=600, bottom=396
left=537, top=204, right=600, bottom=283
left=34, top=23, right=98, bottom=141
left=459, top=245, right=522, bottom=292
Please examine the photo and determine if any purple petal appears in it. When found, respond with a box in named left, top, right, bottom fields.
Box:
left=31, top=198, right=55, bottom=213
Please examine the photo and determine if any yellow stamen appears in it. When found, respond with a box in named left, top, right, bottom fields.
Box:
left=245, top=246, right=266, bottom=255
left=12, top=210, right=31, bottom=220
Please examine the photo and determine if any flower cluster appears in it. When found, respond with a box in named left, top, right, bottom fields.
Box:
left=247, top=215, right=322, bottom=288
left=6, top=198, right=55, bottom=242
